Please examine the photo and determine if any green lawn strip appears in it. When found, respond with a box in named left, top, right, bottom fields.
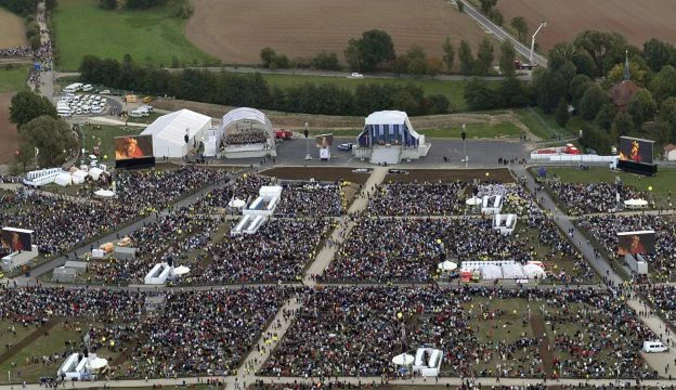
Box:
left=0, top=322, right=113, bottom=383
left=53, top=0, right=216, bottom=71
left=80, top=124, right=143, bottom=162
left=0, top=65, right=30, bottom=93
left=261, top=73, right=472, bottom=112
left=515, top=107, right=577, bottom=141
left=0, top=321, right=37, bottom=351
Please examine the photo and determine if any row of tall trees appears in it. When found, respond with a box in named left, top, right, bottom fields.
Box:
left=9, top=91, right=78, bottom=168
left=79, top=55, right=450, bottom=116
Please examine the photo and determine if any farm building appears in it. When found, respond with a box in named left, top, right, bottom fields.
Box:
left=665, top=144, right=676, bottom=161
left=220, top=107, right=276, bottom=159
left=353, top=110, right=431, bottom=165
left=140, top=109, right=212, bottom=158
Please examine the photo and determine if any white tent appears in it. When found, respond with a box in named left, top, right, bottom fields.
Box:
left=54, top=172, right=72, bottom=187
left=523, top=263, right=546, bottom=279
left=173, top=265, right=190, bottom=275
left=71, top=170, right=87, bottom=185
left=624, top=199, right=648, bottom=208
left=140, top=109, right=212, bottom=158
left=465, top=197, right=482, bottom=206
left=88, top=358, right=108, bottom=370
left=89, top=167, right=104, bottom=181
left=228, top=198, right=246, bottom=209
left=437, top=260, right=458, bottom=272
left=501, top=263, right=526, bottom=279
left=94, top=189, right=115, bottom=198
left=392, top=353, right=415, bottom=366
left=481, top=264, right=502, bottom=280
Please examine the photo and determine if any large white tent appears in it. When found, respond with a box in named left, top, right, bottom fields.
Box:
left=140, top=109, right=212, bottom=158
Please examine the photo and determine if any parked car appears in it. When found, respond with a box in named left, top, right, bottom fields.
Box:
left=347, top=72, right=364, bottom=79
left=338, top=143, right=353, bottom=152
left=99, top=90, right=111, bottom=95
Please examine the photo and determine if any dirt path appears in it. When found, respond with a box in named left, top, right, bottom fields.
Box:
left=530, top=313, right=554, bottom=378
left=0, top=319, right=60, bottom=366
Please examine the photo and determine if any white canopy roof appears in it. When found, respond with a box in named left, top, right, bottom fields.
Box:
left=141, top=109, right=211, bottom=145
left=219, top=107, right=273, bottom=137
left=365, top=110, right=409, bottom=125
left=392, top=353, right=415, bottom=366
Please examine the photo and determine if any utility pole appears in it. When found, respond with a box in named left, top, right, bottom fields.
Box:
left=461, top=123, right=467, bottom=167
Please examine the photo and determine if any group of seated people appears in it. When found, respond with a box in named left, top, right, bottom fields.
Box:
left=547, top=181, right=645, bottom=215
left=367, top=182, right=467, bottom=216
left=577, top=214, right=676, bottom=282
left=275, top=183, right=345, bottom=217
left=194, top=218, right=332, bottom=284
left=224, top=132, right=267, bottom=146
left=261, top=285, right=657, bottom=379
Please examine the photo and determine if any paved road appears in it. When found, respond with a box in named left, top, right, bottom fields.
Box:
left=461, top=0, right=548, bottom=67
left=54, top=66, right=531, bottom=82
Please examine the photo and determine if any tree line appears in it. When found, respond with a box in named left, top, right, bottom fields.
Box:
left=258, top=29, right=517, bottom=77
left=79, top=55, right=450, bottom=116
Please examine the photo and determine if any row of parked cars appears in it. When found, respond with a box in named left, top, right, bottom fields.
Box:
left=57, top=93, right=108, bottom=117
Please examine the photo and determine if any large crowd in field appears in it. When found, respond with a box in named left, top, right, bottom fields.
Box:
left=5, top=164, right=676, bottom=383
left=546, top=182, right=646, bottom=215
left=262, top=286, right=658, bottom=379
left=577, top=214, right=676, bottom=281
left=367, top=182, right=467, bottom=215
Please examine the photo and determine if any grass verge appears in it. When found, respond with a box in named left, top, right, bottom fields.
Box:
left=0, top=65, right=30, bottom=93
left=53, top=0, right=217, bottom=70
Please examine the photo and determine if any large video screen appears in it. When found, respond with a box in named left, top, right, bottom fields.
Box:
left=1, top=227, right=33, bottom=252
left=316, top=134, right=334, bottom=148
left=617, top=230, right=656, bottom=255
left=114, top=135, right=153, bottom=161
left=618, top=136, right=653, bottom=165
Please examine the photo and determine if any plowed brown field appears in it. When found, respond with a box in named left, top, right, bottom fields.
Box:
left=497, top=0, right=676, bottom=52
left=186, top=0, right=488, bottom=65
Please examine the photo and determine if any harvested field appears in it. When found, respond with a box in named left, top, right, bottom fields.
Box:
left=0, top=92, right=20, bottom=164
left=186, top=0, right=488, bottom=65
left=497, top=0, right=676, bottom=52
left=0, top=8, right=26, bottom=49
left=260, top=167, right=372, bottom=184
left=384, top=168, right=514, bottom=184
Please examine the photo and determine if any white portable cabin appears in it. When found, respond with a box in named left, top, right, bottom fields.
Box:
left=23, top=168, right=62, bottom=187
left=144, top=263, right=172, bottom=285
left=492, top=213, right=518, bottom=235
left=63, top=83, right=83, bottom=93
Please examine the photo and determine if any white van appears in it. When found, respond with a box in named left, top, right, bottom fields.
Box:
left=63, top=83, right=83, bottom=93
left=82, top=84, right=93, bottom=92
left=643, top=340, right=668, bottom=353
left=57, top=108, right=71, bottom=117
left=129, top=109, right=145, bottom=118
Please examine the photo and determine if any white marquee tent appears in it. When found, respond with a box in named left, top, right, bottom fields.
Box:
left=140, top=109, right=212, bottom=158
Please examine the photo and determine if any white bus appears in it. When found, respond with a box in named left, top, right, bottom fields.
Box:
left=63, top=83, right=83, bottom=93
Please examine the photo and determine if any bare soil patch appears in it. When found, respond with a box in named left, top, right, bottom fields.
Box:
left=497, top=0, right=676, bottom=52
left=186, top=0, right=488, bottom=65
left=0, top=8, right=27, bottom=49
left=0, top=92, right=20, bottom=164
left=260, top=167, right=372, bottom=184
left=384, top=168, right=515, bottom=184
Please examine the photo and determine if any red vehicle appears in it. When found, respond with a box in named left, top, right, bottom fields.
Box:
left=274, top=129, right=293, bottom=140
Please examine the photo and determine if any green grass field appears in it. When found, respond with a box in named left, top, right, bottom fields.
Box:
left=544, top=166, right=676, bottom=208
left=53, top=0, right=216, bottom=71
left=261, top=74, right=477, bottom=112
left=80, top=124, right=143, bottom=161
left=0, top=65, right=30, bottom=93
left=515, top=107, right=578, bottom=141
